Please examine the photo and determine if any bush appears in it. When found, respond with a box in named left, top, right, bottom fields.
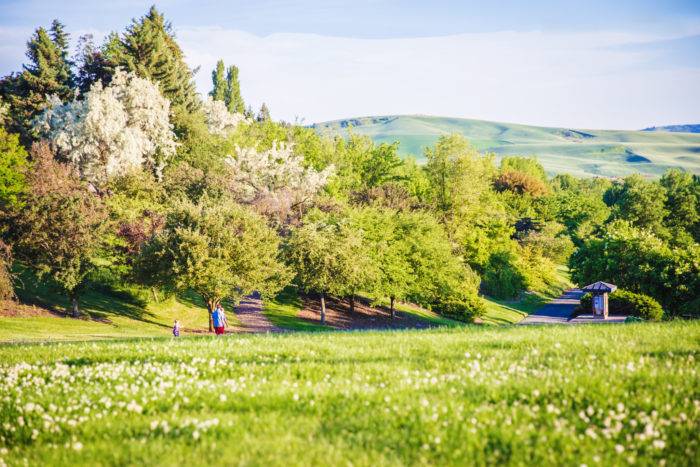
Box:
left=434, top=294, right=485, bottom=322
left=579, top=289, right=663, bottom=321
left=482, top=250, right=526, bottom=299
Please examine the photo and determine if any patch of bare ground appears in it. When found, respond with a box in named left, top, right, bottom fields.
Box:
left=298, top=294, right=434, bottom=330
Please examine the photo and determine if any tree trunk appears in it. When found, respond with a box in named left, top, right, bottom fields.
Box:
left=206, top=299, right=216, bottom=332
left=320, top=293, right=326, bottom=325
left=390, top=296, right=395, bottom=319
left=69, top=293, right=80, bottom=318
left=151, top=287, right=159, bottom=302
left=349, top=295, right=355, bottom=313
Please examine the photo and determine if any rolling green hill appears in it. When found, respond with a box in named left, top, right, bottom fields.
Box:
left=313, top=115, right=700, bottom=178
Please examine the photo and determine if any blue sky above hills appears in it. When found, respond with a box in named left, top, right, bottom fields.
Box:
left=1, top=0, right=699, bottom=129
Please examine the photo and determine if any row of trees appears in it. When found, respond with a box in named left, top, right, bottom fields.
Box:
left=1, top=6, right=697, bottom=328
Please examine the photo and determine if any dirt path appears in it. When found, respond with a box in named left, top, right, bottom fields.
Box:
left=230, top=293, right=283, bottom=334
left=519, top=289, right=583, bottom=325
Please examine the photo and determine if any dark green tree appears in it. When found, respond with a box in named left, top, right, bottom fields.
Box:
left=0, top=22, right=75, bottom=144
left=604, top=175, right=668, bottom=235
left=660, top=169, right=700, bottom=241
left=210, top=60, right=227, bottom=102
left=112, top=6, right=199, bottom=111
left=75, top=34, right=117, bottom=94
left=225, top=65, right=245, bottom=113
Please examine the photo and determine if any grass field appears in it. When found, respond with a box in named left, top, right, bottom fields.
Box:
left=313, top=115, right=700, bottom=178
left=0, top=322, right=697, bottom=466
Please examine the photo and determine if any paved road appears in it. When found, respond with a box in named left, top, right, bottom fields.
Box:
left=232, top=292, right=283, bottom=333
left=519, top=289, right=584, bottom=325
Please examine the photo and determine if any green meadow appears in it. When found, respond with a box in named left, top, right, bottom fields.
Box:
left=0, top=322, right=697, bottom=466
left=314, top=115, right=700, bottom=177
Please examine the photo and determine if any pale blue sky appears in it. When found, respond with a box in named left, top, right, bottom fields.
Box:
left=1, top=1, right=700, bottom=128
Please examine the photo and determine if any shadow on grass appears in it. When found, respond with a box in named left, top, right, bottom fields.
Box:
left=13, top=265, right=168, bottom=329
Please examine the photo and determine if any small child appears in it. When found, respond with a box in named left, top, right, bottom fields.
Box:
left=172, top=319, right=181, bottom=337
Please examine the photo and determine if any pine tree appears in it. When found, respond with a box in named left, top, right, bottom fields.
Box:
left=0, top=22, right=75, bottom=145
left=210, top=60, right=226, bottom=101
left=112, top=6, right=199, bottom=111
left=257, top=102, right=271, bottom=122
left=225, top=65, right=245, bottom=114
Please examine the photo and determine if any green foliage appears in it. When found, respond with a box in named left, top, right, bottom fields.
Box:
left=11, top=143, right=108, bottom=315
left=481, top=250, right=526, bottom=299
left=0, top=128, right=28, bottom=209
left=284, top=212, right=373, bottom=299
left=225, top=65, right=245, bottom=114
left=500, top=156, right=547, bottom=182
left=434, top=295, right=485, bottom=322
left=660, top=169, right=700, bottom=241
left=257, top=103, right=271, bottom=122
left=110, top=6, right=199, bottom=112
left=570, top=220, right=700, bottom=314
left=136, top=199, right=289, bottom=327
left=0, top=22, right=74, bottom=144
left=580, top=290, right=664, bottom=321
left=210, top=60, right=227, bottom=102
left=604, top=174, right=668, bottom=234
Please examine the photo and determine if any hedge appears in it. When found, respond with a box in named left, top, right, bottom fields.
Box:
left=579, top=289, right=663, bottom=321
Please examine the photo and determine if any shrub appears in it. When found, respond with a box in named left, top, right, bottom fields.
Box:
left=579, top=289, right=663, bottom=321
left=434, top=294, right=485, bottom=322
left=481, top=250, right=526, bottom=299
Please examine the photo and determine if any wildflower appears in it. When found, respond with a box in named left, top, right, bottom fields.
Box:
left=652, top=439, right=666, bottom=449
left=615, top=444, right=624, bottom=454
left=72, top=442, right=83, bottom=451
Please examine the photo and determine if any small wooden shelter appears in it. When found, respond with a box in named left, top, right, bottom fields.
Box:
left=581, top=281, right=617, bottom=319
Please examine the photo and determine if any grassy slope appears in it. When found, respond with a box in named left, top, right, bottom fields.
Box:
left=0, top=322, right=697, bottom=466
left=0, top=269, right=238, bottom=343
left=313, top=115, right=700, bottom=177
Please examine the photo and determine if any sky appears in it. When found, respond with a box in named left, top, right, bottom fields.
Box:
left=1, top=0, right=700, bottom=129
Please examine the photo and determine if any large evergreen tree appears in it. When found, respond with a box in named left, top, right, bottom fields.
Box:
left=0, top=22, right=75, bottom=145
left=210, top=60, right=227, bottom=102
left=225, top=65, right=245, bottom=113
left=111, top=6, right=199, bottom=112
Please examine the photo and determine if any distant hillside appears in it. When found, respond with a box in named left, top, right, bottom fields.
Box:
left=642, top=124, right=700, bottom=134
left=313, top=115, right=700, bottom=178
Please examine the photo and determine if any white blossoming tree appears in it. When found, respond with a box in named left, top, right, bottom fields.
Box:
left=201, top=97, right=246, bottom=135
left=225, top=142, right=334, bottom=224
left=33, top=69, right=177, bottom=183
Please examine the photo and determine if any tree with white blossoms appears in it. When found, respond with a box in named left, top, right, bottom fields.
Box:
left=225, top=142, right=334, bottom=224
left=201, top=97, right=246, bottom=135
left=33, top=69, right=176, bottom=183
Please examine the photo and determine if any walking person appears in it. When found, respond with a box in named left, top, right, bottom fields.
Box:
left=212, top=304, right=228, bottom=336
left=172, top=319, right=181, bottom=337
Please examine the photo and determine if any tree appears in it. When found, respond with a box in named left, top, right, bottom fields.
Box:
left=0, top=22, right=75, bottom=144
left=137, top=199, right=289, bottom=331
left=494, top=170, right=549, bottom=197
left=604, top=175, right=668, bottom=234
left=500, top=156, right=547, bottom=182
left=660, top=169, right=700, bottom=241
left=33, top=69, right=177, bottom=184
left=351, top=208, right=412, bottom=317
left=0, top=128, right=28, bottom=210
left=210, top=60, right=227, bottom=102
left=257, top=103, right=271, bottom=122
left=225, top=65, right=245, bottom=114
left=284, top=216, right=367, bottom=323
left=359, top=142, right=404, bottom=189
left=201, top=97, right=246, bottom=135
left=111, top=6, right=199, bottom=112
left=75, top=34, right=116, bottom=95
left=225, top=142, right=334, bottom=225
left=12, top=143, right=108, bottom=316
